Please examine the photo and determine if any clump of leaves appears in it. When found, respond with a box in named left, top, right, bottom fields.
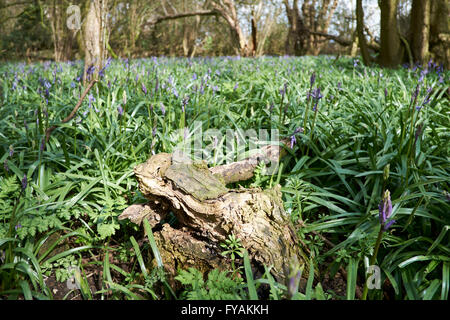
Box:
left=175, top=268, right=244, bottom=300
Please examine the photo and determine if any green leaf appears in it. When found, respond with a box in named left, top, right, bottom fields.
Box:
left=243, top=250, right=258, bottom=300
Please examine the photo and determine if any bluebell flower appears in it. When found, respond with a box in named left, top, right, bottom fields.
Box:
left=290, top=134, right=297, bottom=148
left=117, top=105, right=124, bottom=116
left=21, top=174, right=27, bottom=190
left=88, top=93, right=95, bottom=109
left=379, top=190, right=395, bottom=231
left=9, top=146, right=14, bottom=157
left=4, top=159, right=9, bottom=172
left=411, top=84, right=420, bottom=102
left=86, top=65, right=95, bottom=76
left=310, top=72, right=316, bottom=86
left=142, top=83, right=147, bottom=95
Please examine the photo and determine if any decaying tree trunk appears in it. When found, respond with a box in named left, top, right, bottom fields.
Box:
left=119, top=142, right=307, bottom=288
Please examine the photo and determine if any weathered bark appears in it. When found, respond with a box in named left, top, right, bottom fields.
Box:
left=379, top=0, right=404, bottom=67
left=311, top=0, right=339, bottom=55
left=83, top=0, right=107, bottom=84
left=410, top=0, right=431, bottom=65
left=119, top=143, right=307, bottom=287
left=284, top=0, right=340, bottom=56
left=356, top=0, right=371, bottom=65
left=430, top=0, right=450, bottom=68
left=284, top=0, right=308, bottom=55
left=49, top=1, right=77, bottom=62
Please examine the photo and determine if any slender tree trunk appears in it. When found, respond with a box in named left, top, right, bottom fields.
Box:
left=410, top=0, right=431, bottom=65
left=379, top=0, right=404, bottom=67
left=356, top=0, right=370, bottom=65
left=83, top=0, right=107, bottom=84
left=251, top=10, right=257, bottom=57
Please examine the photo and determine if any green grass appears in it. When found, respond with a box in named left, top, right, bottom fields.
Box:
left=0, top=56, right=448, bottom=300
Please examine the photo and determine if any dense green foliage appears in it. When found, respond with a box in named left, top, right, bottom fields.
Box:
left=0, top=56, right=448, bottom=300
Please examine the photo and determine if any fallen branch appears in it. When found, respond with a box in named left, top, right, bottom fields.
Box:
left=310, top=31, right=380, bottom=51
left=146, top=10, right=218, bottom=26
left=43, top=80, right=97, bottom=148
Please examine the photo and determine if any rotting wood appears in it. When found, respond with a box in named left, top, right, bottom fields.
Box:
left=119, top=138, right=307, bottom=288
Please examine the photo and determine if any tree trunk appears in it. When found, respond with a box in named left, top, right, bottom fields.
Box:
left=379, top=0, right=404, bottom=67
left=83, top=0, right=107, bottom=84
left=284, top=0, right=308, bottom=55
left=410, top=0, right=431, bottom=65
left=356, top=0, right=371, bottom=65
left=430, top=0, right=450, bottom=68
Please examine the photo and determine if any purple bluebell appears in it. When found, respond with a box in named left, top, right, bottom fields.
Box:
left=15, top=223, right=22, bottom=231
left=412, top=84, right=420, bottom=102
left=86, top=65, right=95, bottom=77
left=290, top=134, right=297, bottom=148
left=9, top=146, right=14, bottom=157
left=233, top=83, right=238, bottom=91
left=4, top=159, right=9, bottom=172
left=310, top=72, right=316, bottom=86
left=288, top=270, right=301, bottom=298
left=117, top=105, right=124, bottom=116
left=21, top=174, right=27, bottom=190
left=192, top=73, right=197, bottom=80
left=378, top=190, right=395, bottom=231
left=88, top=93, right=95, bottom=109
left=142, top=83, right=148, bottom=95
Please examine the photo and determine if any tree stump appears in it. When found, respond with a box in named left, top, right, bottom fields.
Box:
left=119, top=145, right=307, bottom=288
